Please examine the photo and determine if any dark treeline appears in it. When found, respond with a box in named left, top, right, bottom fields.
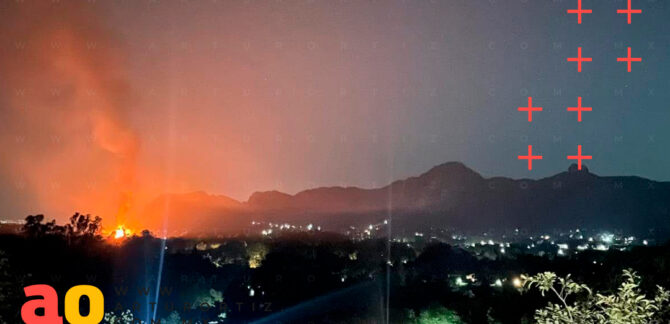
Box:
left=1, top=215, right=670, bottom=323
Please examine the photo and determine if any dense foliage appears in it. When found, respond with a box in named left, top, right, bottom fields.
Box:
left=523, top=270, right=670, bottom=323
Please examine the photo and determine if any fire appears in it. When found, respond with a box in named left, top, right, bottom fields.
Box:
left=112, top=225, right=132, bottom=239
left=111, top=192, right=134, bottom=240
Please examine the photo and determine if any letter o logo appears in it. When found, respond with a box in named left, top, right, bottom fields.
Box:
left=64, top=285, right=104, bottom=324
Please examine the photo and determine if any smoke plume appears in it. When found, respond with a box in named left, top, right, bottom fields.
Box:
left=0, top=1, right=139, bottom=225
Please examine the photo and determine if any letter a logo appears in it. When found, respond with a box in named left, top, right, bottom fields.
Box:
left=21, top=285, right=63, bottom=324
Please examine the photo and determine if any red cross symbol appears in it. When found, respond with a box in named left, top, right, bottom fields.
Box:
left=617, top=47, right=642, bottom=72
left=567, top=47, right=592, bottom=72
left=567, top=145, right=592, bottom=170
left=518, top=97, right=543, bottom=122
left=518, top=145, right=543, bottom=170
left=567, top=97, right=592, bottom=122
left=617, top=0, right=642, bottom=24
left=567, top=0, right=592, bottom=24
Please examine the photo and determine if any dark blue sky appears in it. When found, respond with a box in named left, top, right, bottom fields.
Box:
left=109, top=0, right=670, bottom=197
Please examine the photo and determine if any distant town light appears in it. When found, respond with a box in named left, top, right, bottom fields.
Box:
left=595, top=244, right=608, bottom=251
left=600, top=233, right=614, bottom=243
left=455, top=277, right=467, bottom=287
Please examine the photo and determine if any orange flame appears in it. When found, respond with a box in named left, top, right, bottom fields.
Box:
left=112, top=225, right=132, bottom=240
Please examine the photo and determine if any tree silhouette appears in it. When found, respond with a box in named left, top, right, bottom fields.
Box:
left=64, top=212, right=102, bottom=238
left=22, top=214, right=61, bottom=237
left=22, top=213, right=102, bottom=242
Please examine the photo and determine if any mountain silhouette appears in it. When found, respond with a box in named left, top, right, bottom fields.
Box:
left=143, top=163, right=670, bottom=237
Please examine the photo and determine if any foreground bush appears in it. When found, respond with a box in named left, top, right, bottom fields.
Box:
left=522, top=269, right=669, bottom=324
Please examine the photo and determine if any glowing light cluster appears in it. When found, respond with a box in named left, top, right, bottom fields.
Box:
left=113, top=226, right=132, bottom=239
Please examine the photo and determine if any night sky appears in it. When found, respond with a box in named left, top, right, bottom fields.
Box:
left=0, top=0, right=668, bottom=222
